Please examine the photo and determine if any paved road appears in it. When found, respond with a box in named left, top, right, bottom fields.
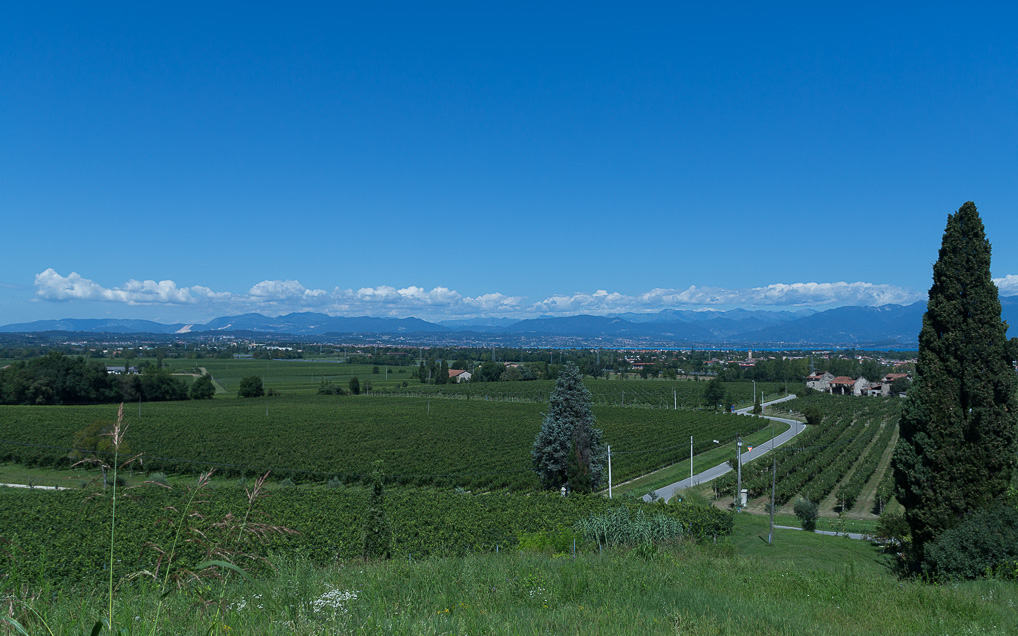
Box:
left=773, top=525, right=873, bottom=541
left=643, top=395, right=805, bottom=503
left=0, top=482, right=69, bottom=491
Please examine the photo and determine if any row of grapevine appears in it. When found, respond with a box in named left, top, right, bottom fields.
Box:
left=799, top=418, right=882, bottom=504
left=0, top=395, right=768, bottom=491
left=714, top=395, right=901, bottom=508
left=0, top=485, right=733, bottom=587
left=836, top=417, right=898, bottom=510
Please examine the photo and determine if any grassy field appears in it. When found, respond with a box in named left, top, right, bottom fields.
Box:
left=6, top=514, right=1016, bottom=635
left=162, top=358, right=412, bottom=393
left=377, top=377, right=788, bottom=409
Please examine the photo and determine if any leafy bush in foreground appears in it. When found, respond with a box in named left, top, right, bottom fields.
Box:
left=923, top=505, right=1018, bottom=580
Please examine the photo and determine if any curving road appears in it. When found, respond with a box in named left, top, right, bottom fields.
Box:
left=643, top=394, right=805, bottom=503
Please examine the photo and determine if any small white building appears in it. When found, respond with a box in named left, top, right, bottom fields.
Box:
left=852, top=377, right=871, bottom=397
left=448, top=369, right=472, bottom=383
left=105, top=366, right=139, bottom=375
left=806, top=371, right=835, bottom=392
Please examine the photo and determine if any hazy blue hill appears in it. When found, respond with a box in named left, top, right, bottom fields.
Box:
left=197, top=312, right=447, bottom=334
left=504, top=315, right=715, bottom=340
left=0, top=318, right=184, bottom=334
left=2, top=297, right=1016, bottom=344
left=437, top=317, right=520, bottom=332
left=733, top=302, right=928, bottom=346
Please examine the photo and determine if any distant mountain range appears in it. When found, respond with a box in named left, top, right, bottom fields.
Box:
left=3, top=298, right=1017, bottom=347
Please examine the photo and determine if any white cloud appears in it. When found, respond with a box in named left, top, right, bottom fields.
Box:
left=532, top=281, right=922, bottom=315
left=994, top=275, right=1018, bottom=296
left=249, top=279, right=327, bottom=302
left=32, top=268, right=924, bottom=319
left=34, top=268, right=223, bottom=305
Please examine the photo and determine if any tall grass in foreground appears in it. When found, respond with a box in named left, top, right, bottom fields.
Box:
left=1, top=405, right=288, bottom=636
left=4, top=546, right=1018, bottom=634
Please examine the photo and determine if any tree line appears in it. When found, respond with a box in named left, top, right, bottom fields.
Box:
left=0, top=352, right=215, bottom=405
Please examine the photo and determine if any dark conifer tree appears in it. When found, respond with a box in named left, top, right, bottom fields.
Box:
left=362, top=461, right=391, bottom=560
left=531, top=362, right=605, bottom=492
left=892, top=202, right=1017, bottom=570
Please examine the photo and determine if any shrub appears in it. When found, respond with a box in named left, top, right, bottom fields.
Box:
left=575, top=507, right=681, bottom=549
left=875, top=511, right=910, bottom=545
left=794, top=498, right=818, bottom=531
left=317, top=381, right=346, bottom=396
left=238, top=376, right=264, bottom=398
left=802, top=405, right=823, bottom=426
left=517, top=527, right=578, bottom=554
left=923, top=505, right=1018, bottom=579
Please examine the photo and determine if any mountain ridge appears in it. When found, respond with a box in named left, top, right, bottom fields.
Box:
left=3, top=298, right=1016, bottom=346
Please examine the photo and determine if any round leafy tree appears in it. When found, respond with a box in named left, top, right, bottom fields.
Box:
left=237, top=375, right=264, bottom=398
left=188, top=373, right=216, bottom=400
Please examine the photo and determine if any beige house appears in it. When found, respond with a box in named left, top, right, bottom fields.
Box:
left=448, top=369, right=472, bottom=383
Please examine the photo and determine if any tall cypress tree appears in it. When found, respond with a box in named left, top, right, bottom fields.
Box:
left=892, top=202, right=1017, bottom=569
left=531, top=362, right=605, bottom=492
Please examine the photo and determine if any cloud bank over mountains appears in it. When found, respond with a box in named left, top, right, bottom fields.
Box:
left=37, top=267, right=1010, bottom=320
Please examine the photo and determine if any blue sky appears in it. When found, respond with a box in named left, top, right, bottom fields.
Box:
left=3, top=2, right=1018, bottom=323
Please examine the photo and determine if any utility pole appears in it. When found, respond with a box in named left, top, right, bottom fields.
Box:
left=768, top=454, right=776, bottom=545
left=607, top=444, right=612, bottom=499
left=674, top=388, right=677, bottom=410
left=690, top=436, right=694, bottom=482
left=736, top=435, right=743, bottom=511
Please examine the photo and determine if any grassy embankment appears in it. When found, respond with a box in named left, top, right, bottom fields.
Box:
left=6, top=514, right=1016, bottom=635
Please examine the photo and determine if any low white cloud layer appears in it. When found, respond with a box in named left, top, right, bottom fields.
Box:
left=33, top=268, right=932, bottom=319
left=531, top=281, right=923, bottom=314
left=993, top=275, right=1018, bottom=296
left=35, top=269, right=231, bottom=305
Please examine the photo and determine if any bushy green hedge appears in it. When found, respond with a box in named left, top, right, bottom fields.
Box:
left=923, top=505, right=1018, bottom=579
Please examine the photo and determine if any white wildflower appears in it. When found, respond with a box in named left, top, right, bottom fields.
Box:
left=312, top=586, right=360, bottom=614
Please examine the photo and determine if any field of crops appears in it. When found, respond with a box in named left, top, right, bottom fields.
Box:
left=0, top=485, right=733, bottom=587
left=715, top=394, right=901, bottom=510
left=0, top=395, right=769, bottom=490
left=375, top=378, right=789, bottom=409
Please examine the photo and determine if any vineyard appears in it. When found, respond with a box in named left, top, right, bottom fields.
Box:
left=715, top=394, right=901, bottom=513
left=0, top=485, right=734, bottom=587
left=374, top=378, right=789, bottom=409
left=0, top=395, right=769, bottom=491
